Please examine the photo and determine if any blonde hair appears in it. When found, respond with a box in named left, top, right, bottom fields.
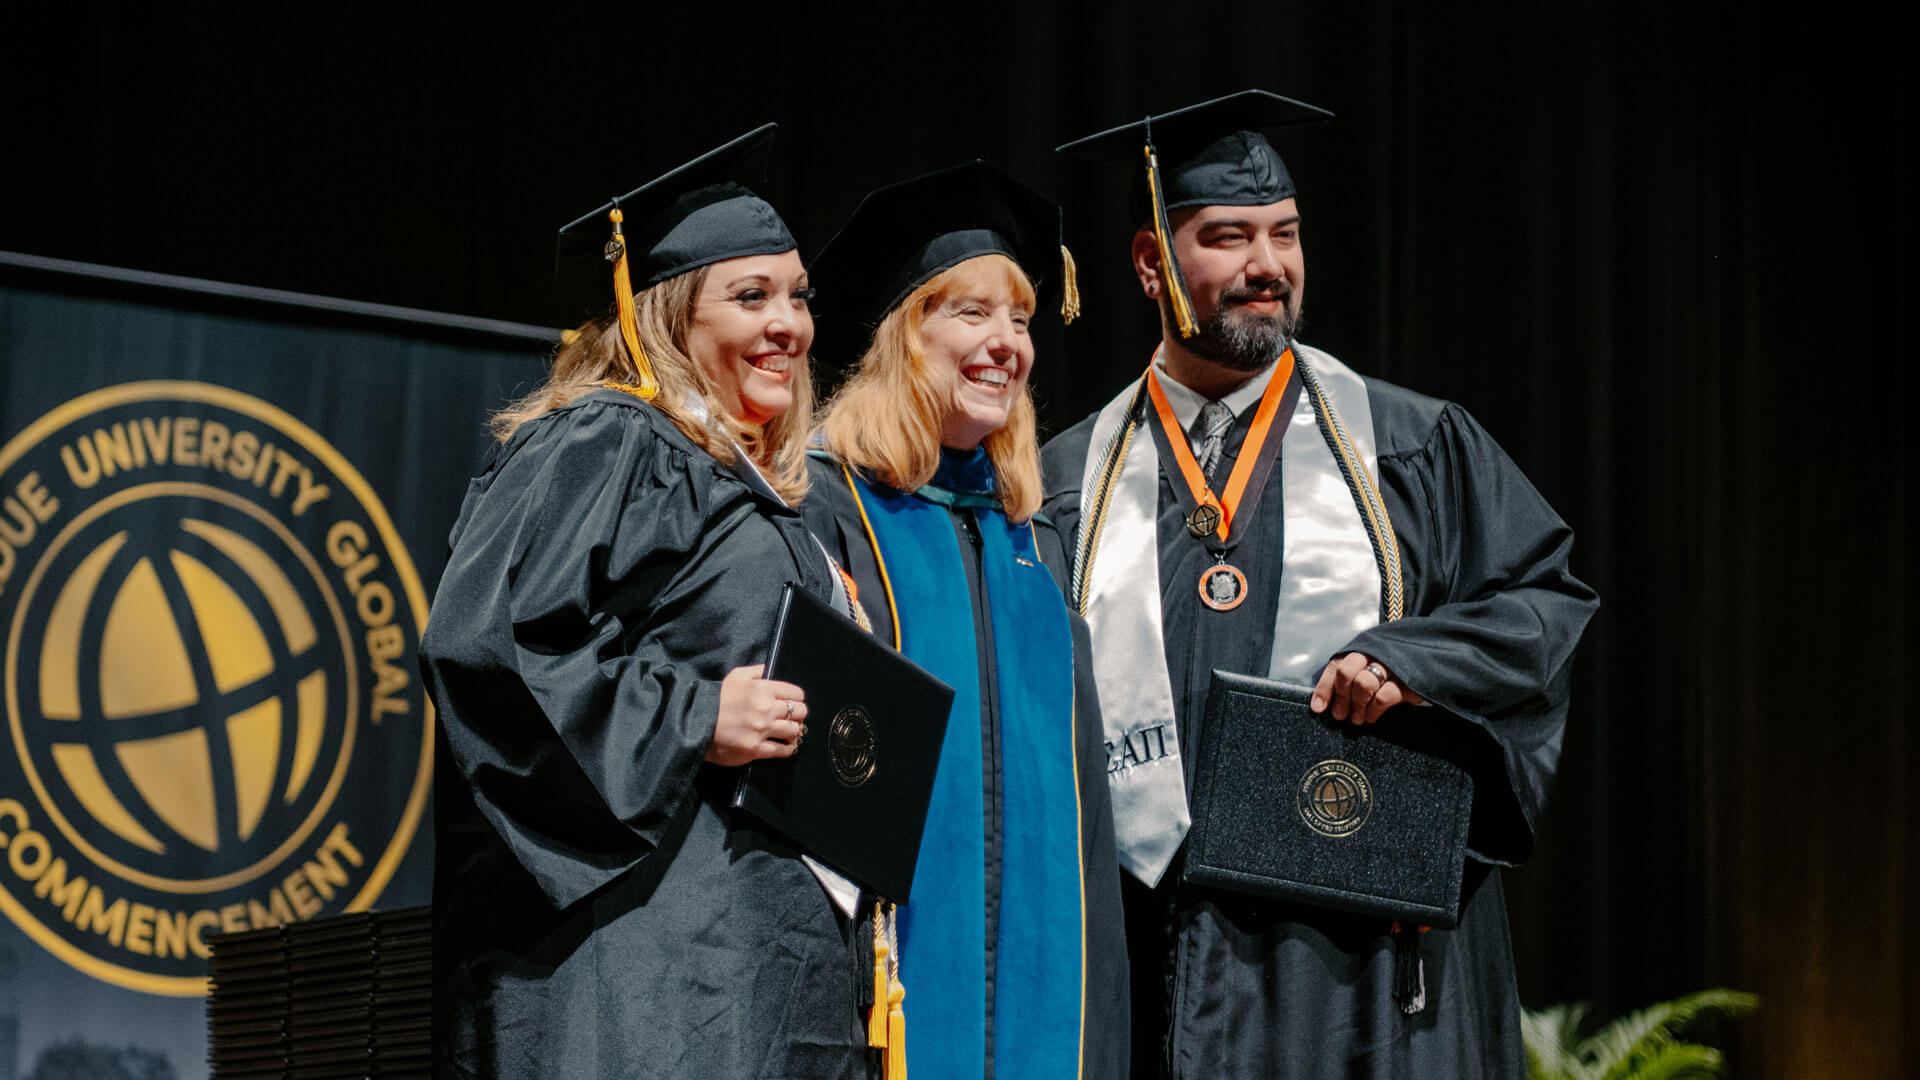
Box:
left=493, top=265, right=813, bottom=504
left=816, top=254, right=1041, bottom=521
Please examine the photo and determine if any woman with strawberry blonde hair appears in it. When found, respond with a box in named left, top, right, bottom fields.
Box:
left=803, top=162, right=1128, bottom=1080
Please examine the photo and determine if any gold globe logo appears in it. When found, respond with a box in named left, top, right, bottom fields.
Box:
left=1297, top=759, right=1373, bottom=838
left=50, top=517, right=331, bottom=862
left=23, top=499, right=355, bottom=887
left=828, top=705, right=877, bottom=787
left=0, top=382, right=430, bottom=996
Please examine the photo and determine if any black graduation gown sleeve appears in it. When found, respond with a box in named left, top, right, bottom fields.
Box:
left=423, top=395, right=869, bottom=1080
left=426, top=397, right=730, bottom=909
left=1340, top=384, right=1600, bottom=866
left=801, top=456, right=1131, bottom=1080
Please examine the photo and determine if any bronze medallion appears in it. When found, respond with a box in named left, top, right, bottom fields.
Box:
left=1185, top=503, right=1222, bottom=538
left=1196, top=562, right=1248, bottom=611
left=1297, top=759, right=1373, bottom=837
left=829, top=705, right=877, bottom=787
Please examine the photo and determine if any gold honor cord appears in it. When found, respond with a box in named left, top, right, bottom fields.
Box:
left=867, top=900, right=907, bottom=1076
left=1143, top=146, right=1199, bottom=339
left=836, top=458, right=908, bottom=1074
left=869, top=902, right=891, bottom=1048
left=1070, top=357, right=1404, bottom=621
left=841, top=463, right=903, bottom=651
left=1070, top=374, right=1150, bottom=615
left=605, top=207, right=660, bottom=399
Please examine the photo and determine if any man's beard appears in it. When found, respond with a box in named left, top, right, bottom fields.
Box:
left=1164, top=283, right=1301, bottom=372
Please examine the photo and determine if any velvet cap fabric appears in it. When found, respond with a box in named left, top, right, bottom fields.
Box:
left=809, top=159, right=1064, bottom=362
left=1057, top=89, right=1332, bottom=215
left=556, top=123, right=797, bottom=293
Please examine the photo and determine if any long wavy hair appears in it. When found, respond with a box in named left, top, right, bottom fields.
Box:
left=816, top=254, right=1040, bottom=521
left=493, top=265, right=814, bottom=503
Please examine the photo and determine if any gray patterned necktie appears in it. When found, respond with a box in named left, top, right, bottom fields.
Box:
left=1193, top=399, right=1235, bottom=484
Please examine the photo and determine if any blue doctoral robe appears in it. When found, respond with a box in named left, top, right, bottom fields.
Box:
left=803, top=448, right=1129, bottom=1080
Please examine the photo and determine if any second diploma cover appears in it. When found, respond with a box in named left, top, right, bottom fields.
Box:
left=731, top=584, right=955, bottom=903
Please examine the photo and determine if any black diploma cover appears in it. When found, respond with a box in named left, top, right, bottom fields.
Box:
left=1183, top=670, right=1473, bottom=928
left=730, top=584, right=955, bottom=903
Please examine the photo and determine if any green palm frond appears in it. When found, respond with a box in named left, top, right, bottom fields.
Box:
left=1524, top=989, right=1755, bottom=1080
left=1591, top=990, right=1757, bottom=1080
left=1622, top=1043, right=1724, bottom=1080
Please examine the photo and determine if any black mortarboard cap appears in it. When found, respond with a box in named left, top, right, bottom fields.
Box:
left=1055, top=91, right=1329, bottom=339
left=557, top=123, right=797, bottom=289
left=810, top=160, right=1078, bottom=362
left=1057, top=89, right=1332, bottom=214
left=555, top=124, right=796, bottom=398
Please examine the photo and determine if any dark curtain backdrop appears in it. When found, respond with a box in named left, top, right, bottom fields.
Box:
left=5, top=4, right=1912, bottom=1076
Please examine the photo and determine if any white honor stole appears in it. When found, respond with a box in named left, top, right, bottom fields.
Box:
left=1077, top=344, right=1386, bottom=886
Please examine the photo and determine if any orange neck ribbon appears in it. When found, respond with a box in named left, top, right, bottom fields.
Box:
left=1145, top=348, right=1295, bottom=541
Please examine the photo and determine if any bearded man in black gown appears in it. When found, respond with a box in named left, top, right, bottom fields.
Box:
left=1040, top=90, right=1600, bottom=1079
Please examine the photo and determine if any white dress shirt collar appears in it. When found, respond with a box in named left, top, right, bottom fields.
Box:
left=1150, top=349, right=1282, bottom=454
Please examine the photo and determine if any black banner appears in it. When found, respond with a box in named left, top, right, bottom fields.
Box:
left=0, top=255, right=547, bottom=1079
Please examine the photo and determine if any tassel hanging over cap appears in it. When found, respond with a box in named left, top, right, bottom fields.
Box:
left=1143, top=142, right=1199, bottom=339
left=1060, top=244, right=1082, bottom=324
left=605, top=206, right=660, bottom=399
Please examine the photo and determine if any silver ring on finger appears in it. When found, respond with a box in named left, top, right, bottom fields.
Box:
left=782, top=699, right=795, bottom=720
left=1364, top=662, right=1388, bottom=683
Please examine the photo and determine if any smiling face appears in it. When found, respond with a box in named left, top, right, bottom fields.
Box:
left=917, top=256, right=1037, bottom=451
left=686, top=250, right=814, bottom=426
left=1135, top=197, right=1305, bottom=373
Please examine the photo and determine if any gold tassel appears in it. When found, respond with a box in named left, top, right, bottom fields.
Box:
left=884, top=979, right=907, bottom=1079
left=605, top=207, right=660, bottom=399
left=868, top=902, right=890, bottom=1049
left=1143, top=144, right=1198, bottom=339
left=879, top=901, right=906, bottom=1078
left=1059, top=244, right=1082, bottom=324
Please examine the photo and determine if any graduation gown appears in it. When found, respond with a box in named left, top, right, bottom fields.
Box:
left=802, top=449, right=1130, bottom=1080
left=421, top=390, right=871, bottom=1080
left=1040, top=364, right=1598, bottom=1080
